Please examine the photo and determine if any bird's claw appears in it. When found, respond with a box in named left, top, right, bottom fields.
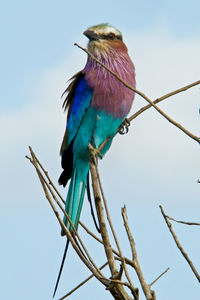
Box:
left=118, top=118, right=130, bottom=135
left=88, top=143, right=103, bottom=159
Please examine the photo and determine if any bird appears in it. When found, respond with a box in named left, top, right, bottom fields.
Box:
left=53, top=23, right=136, bottom=297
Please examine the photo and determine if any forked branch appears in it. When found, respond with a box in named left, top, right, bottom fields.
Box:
left=89, top=144, right=137, bottom=300
left=160, top=205, right=200, bottom=283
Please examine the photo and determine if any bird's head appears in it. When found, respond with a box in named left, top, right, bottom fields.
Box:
left=83, top=23, right=125, bottom=58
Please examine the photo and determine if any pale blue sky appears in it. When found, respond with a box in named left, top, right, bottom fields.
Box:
left=1, top=1, right=200, bottom=300
left=1, top=0, right=200, bottom=111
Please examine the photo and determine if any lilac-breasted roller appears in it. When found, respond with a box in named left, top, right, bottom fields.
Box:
left=54, top=23, right=136, bottom=296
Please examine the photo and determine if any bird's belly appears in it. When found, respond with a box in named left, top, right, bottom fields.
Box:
left=73, top=107, right=121, bottom=165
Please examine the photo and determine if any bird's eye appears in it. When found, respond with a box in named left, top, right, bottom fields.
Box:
left=108, top=33, right=115, bottom=39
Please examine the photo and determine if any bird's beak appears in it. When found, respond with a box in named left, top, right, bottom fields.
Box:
left=83, top=30, right=99, bottom=41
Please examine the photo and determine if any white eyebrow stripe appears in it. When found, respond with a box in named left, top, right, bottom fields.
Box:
left=88, top=24, right=122, bottom=38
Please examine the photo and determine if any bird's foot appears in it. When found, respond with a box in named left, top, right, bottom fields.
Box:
left=118, top=118, right=130, bottom=135
left=88, top=143, right=103, bottom=160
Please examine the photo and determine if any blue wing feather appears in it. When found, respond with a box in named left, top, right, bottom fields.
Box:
left=58, top=73, right=93, bottom=187
left=66, top=76, right=93, bottom=147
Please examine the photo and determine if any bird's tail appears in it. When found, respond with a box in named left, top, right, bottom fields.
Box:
left=62, top=167, right=87, bottom=235
left=53, top=238, right=70, bottom=298
left=53, top=167, right=87, bottom=297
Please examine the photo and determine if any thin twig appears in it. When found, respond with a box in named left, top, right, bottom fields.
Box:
left=96, top=166, right=136, bottom=292
left=160, top=205, right=200, bottom=282
left=88, top=144, right=118, bottom=277
left=79, top=221, right=135, bottom=268
left=33, top=153, right=66, bottom=205
left=122, top=206, right=155, bottom=300
left=89, top=145, right=134, bottom=300
left=27, top=147, right=106, bottom=283
left=59, top=262, right=109, bottom=300
left=28, top=149, right=103, bottom=276
left=129, top=80, right=200, bottom=121
left=149, top=268, right=170, bottom=287
left=74, top=43, right=200, bottom=145
left=105, top=279, right=133, bottom=289
left=167, top=216, right=200, bottom=226
left=98, top=136, right=112, bottom=153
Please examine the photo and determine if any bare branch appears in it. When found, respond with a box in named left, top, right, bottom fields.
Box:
left=98, top=136, right=112, bottom=153
left=59, top=262, right=109, bottom=300
left=129, top=80, right=200, bottom=121
left=166, top=216, right=200, bottom=226
left=96, top=166, right=136, bottom=291
left=30, top=150, right=103, bottom=277
left=160, top=205, right=200, bottom=282
left=89, top=144, right=118, bottom=277
left=27, top=147, right=107, bottom=285
left=105, top=279, right=135, bottom=290
left=32, top=151, right=66, bottom=205
left=28, top=148, right=140, bottom=299
left=149, top=268, right=170, bottom=287
left=89, top=144, right=136, bottom=300
left=122, top=206, right=155, bottom=300
left=80, top=221, right=135, bottom=268
left=74, top=42, right=200, bottom=145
